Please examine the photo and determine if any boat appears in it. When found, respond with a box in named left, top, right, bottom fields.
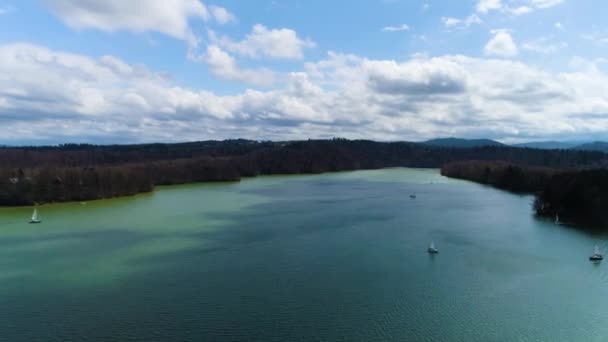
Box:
left=555, top=214, right=561, bottom=225
left=590, top=245, right=603, bottom=261
left=29, top=208, right=41, bottom=224
left=410, top=193, right=417, bottom=199
left=428, top=241, right=438, bottom=254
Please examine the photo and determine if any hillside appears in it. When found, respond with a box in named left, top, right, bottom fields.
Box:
left=513, top=141, right=587, bottom=150
left=422, top=138, right=504, bottom=148
left=571, top=141, right=608, bottom=153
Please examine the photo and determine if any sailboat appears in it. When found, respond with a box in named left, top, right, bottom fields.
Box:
left=590, top=245, right=603, bottom=261
left=428, top=241, right=438, bottom=254
left=555, top=214, right=561, bottom=225
left=29, top=208, right=41, bottom=224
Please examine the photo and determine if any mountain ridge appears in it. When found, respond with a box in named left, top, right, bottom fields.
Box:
left=422, top=138, right=505, bottom=148
left=421, top=137, right=608, bottom=153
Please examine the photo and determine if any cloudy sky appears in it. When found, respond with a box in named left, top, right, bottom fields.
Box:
left=0, top=0, right=606, bottom=145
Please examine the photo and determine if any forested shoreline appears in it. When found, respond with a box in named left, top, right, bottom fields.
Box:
left=2, top=139, right=608, bottom=228
left=440, top=161, right=556, bottom=194
left=441, top=161, right=608, bottom=227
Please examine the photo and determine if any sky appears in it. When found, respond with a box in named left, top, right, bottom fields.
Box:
left=0, top=0, right=607, bottom=145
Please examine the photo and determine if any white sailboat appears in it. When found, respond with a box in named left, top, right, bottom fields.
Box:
left=590, top=245, right=603, bottom=261
left=29, top=208, right=41, bottom=224
left=555, top=214, right=561, bottom=225
left=428, top=241, right=438, bottom=254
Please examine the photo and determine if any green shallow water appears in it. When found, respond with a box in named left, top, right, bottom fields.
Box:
left=1, top=168, right=608, bottom=341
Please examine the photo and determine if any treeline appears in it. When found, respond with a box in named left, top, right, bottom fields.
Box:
left=0, top=140, right=276, bottom=168
left=1, top=139, right=608, bottom=206
left=2, top=139, right=606, bottom=169
left=441, top=161, right=608, bottom=227
left=535, top=170, right=608, bottom=226
left=441, top=161, right=557, bottom=193
left=0, top=158, right=241, bottom=205
left=0, top=164, right=154, bottom=206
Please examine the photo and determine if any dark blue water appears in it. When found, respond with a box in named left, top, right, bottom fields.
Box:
left=1, top=169, right=607, bottom=341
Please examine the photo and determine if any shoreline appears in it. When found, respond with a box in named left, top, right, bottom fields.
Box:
left=441, top=161, right=608, bottom=230
left=4, top=165, right=606, bottom=234
left=0, top=167, right=439, bottom=209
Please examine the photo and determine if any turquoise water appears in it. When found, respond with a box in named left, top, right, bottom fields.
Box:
left=1, top=168, right=608, bottom=341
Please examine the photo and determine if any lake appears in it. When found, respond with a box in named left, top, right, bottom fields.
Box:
left=1, top=168, right=607, bottom=341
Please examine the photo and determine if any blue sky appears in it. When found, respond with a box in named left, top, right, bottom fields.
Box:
left=0, top=0, right=607, bottom=144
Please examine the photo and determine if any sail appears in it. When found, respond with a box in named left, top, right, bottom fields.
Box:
left=594, top=245, right=601, bottom=256
left=32, top=208, right=38, bottom=221
left=429, top=241, right=435, bottom=250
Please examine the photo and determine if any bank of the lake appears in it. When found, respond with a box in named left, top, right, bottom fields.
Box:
left=441, top=161, right=608, bottom=228
left=1, top=168, right=608, bottom=341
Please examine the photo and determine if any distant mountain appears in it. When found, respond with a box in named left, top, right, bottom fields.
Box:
left=571, top=141, right=608, bottom=153
left=422, top=138, right=505, bottom=148
left=422, top=138, right=608, bottom=152
left=513, top=141, right=587, bottom=150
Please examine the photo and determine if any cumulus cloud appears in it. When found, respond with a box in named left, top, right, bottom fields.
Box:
left=203, top=45, right=275, bottom=86
left=364, top=58, right=468, bottom=95
left=209, top=5, right=236, bottom=24
left=1, top=43, right=608, bottom=144
left=441, top=14, right=482, bottom=29
left=484, top=31, right=518, bottom=57
left=477, top=0, right=502, bottom=13
left=44, top=0, right=234, bottom=46
left=208, top=24, right=315, bottom=60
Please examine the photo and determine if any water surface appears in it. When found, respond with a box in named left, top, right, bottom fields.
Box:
left=1, top=168, right=607, bottom=341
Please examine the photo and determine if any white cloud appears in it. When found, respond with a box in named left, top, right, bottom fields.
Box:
left=442, top=14, right=482, bottom=28
left=2, top=43, right=608, bottom=144
left=382, top=24, right=410, bottom=32
left=363, top=58, right=469, bottom=95
left=582, top=33, right=608, bottom=45
left=208, top=24, right=315, bottom=60
left=509, top=6, right=533, bottom=15
left=44, top=0, right=235, bottom=46
left=529, top=0, right=564, bottom=9
left=209, top=5, right=236, bottom=24
left=465, top=15, right=483, bottom=27
left=203, top=45, right=275, bottom=86
left=477, top=0, right=502, bottom=13
left=476, top=0, right=563, bottom=15
left=484, top=31, right=518, bottom=57
left=569, top=57, right=608, bottom=73
left=442, top=17, right=461, bottom=27
left=555, top=22, right=564, bottom=30
left=522, top=38, right=567, bottom=54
